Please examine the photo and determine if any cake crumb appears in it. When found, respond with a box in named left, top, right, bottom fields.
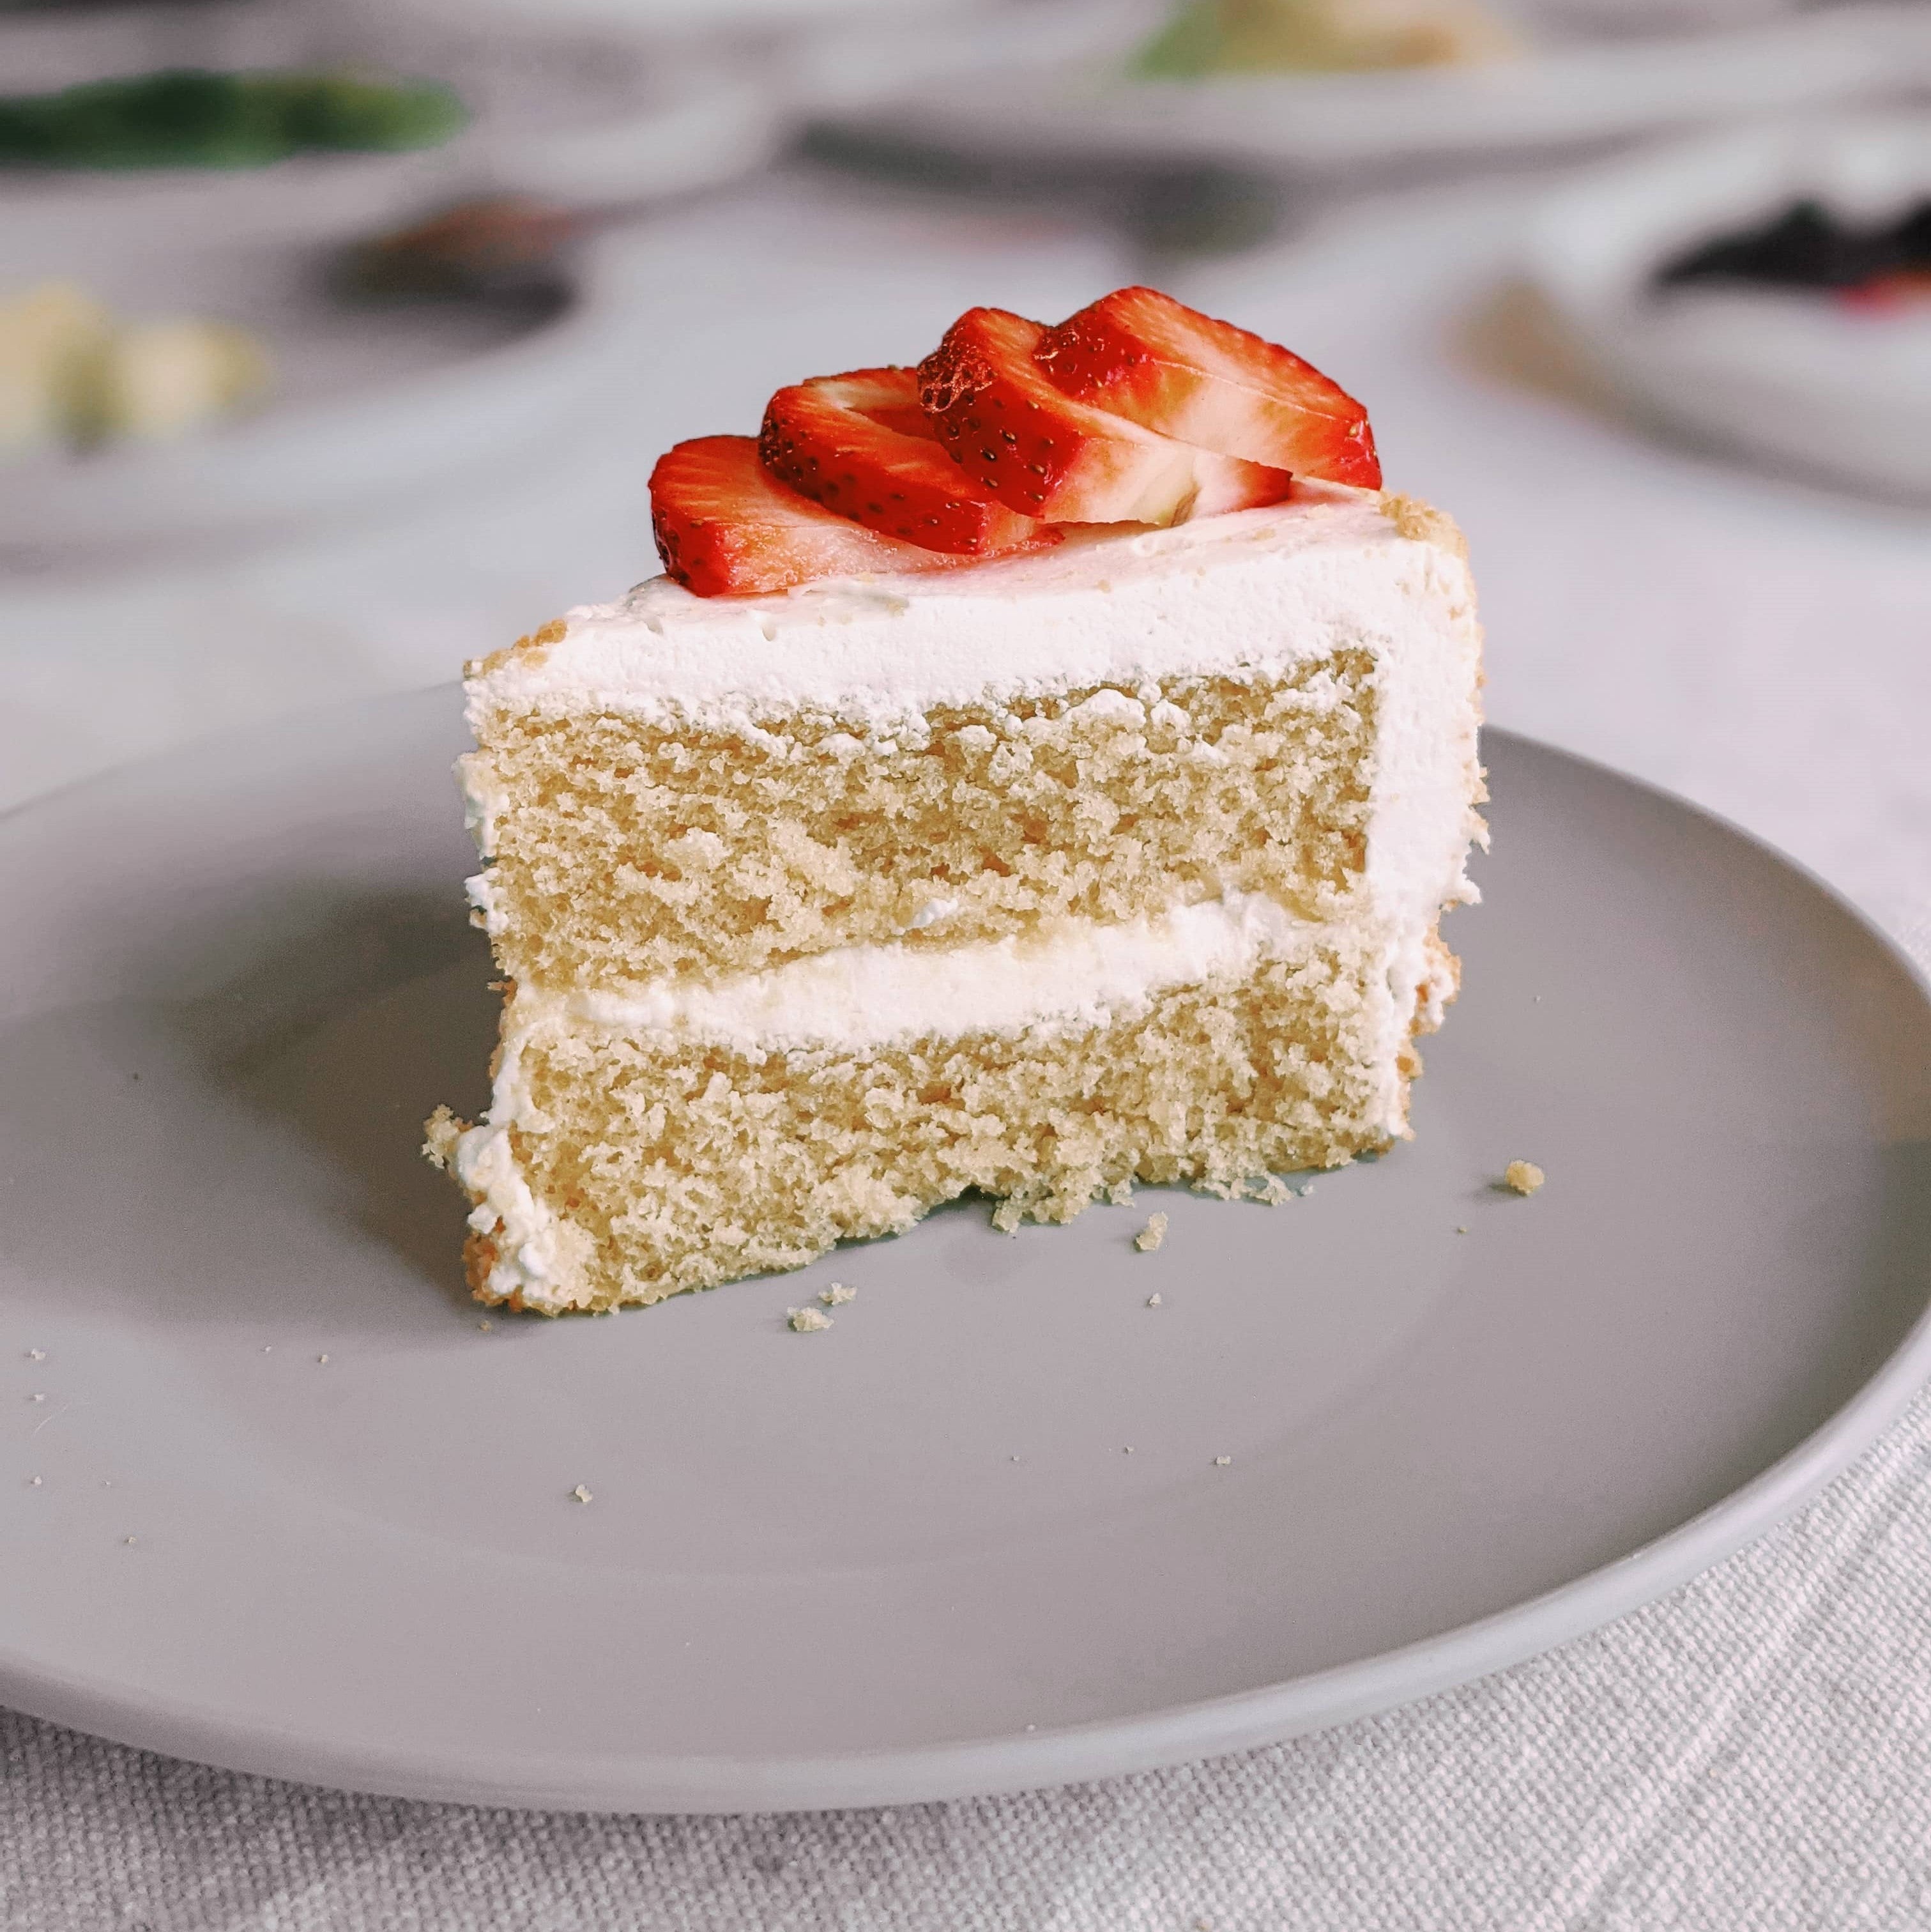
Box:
left=1106, top=1178, right=1136, bottom=1206
left=991, top=1199, right=1025, bottom=1236
left=1147, top=1293, right=1163, bottom=1308
left=788, top=1307, right=834, bottom=1333
left=421, top=1105, right=466, bottom=1171
left=25, top=1349, right=45, bottom=1362
left=478, top=1320, right=493, bottom=1331
left=123, top=1537, right=136, bottom=1545
left=1124, top=1446, right=1134, bottom=1454
left=317, top=1354, right=330, bottom=1365
left=29, top=1394, right=43, bottom=1404
left=1251, top=1176, right=1295, bottom=1206
left=514, top=617, right=569, bottom=652
left=1214, top=1456, right=1232, bottom=1468
left=1135, top=1213, right=1168, bottom=1253
left=570, top=1484, right=593, bottom=1505
left=1379, top=491, right=1469, bottom=558
left=27, top=1476, right=41, bottom=1487
left=1455, top=1225, right=1469, bottom=1235
left=1503, top=1160, right=1546, bottom=1195
left=819, top=1283, right=857, bottom=1307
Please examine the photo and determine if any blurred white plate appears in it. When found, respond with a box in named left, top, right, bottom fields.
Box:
left=1525, top=114, right=1931, bottom=500
left=820, top=1, right=1931, bottom=175
left=0, top=224, right=659, bottom=564
left=404, top=0, right=963, bottom=37
left=0, top=1, right=781, bottom=251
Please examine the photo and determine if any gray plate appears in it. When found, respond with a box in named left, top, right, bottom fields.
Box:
left=3, top=689, right=1928, bottom=1815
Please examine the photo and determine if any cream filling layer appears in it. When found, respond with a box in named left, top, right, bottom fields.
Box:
left=567, top=887, right=1308, bottom=1051
left=454, top=892, right=1444, bottom=1312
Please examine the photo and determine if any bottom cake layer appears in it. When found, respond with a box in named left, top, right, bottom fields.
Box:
left=427, top=919, right=1453, bottom=1315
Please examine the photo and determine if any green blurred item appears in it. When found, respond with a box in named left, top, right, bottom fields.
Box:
left=0, top=67, right=468, bottom=169
left=1133, top=0, right=1522, bottom=79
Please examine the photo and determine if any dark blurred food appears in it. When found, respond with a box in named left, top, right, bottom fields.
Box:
left=1658, top=197, right=1931, bottom=308
left=0, top=280, right=270, bottom=456
left=339, top=195, right=584, bottom=304
left=0, top=66, right=467, bottom=170
left=1132, top=0, right=1523, bottom=77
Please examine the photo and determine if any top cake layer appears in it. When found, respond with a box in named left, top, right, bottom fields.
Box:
left=460, top=486, right=1482, bottom=992
left=467, top=484, right=1456, bottom=737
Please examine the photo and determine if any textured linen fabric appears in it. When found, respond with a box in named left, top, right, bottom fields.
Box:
left=5, top=176, right=1931, bottom=1929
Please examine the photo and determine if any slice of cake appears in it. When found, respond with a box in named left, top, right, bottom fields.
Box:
left=427, top=289, right=1485, bottom=1314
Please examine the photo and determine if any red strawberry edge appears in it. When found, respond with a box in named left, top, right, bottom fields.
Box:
left=758, top=367, right=1053, bottom=556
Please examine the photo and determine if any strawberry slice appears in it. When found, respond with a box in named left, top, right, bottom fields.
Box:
left=650, top=436, right=969, bottom=598
left=917, top=307, right=1294, bottom=525
left=1034, top=287, right=1380, bottom=487
left=759, top=366, right=1050, bottom=556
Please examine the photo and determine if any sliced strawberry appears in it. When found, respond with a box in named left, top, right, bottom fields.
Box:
left=759, top=366, right=1051, bottom=556
left=917, top=307, right=1294, bottom=525
left=650, top=436, right=970, bottom=598
left=1034, top=287, right=1380, bottom=487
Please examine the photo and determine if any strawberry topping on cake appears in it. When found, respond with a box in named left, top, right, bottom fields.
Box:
left=917, top=307, right=1294, bottom=525
left=1034, top=287, right=1380, bottom=486
left=650, top=289, right=1377, bottom=597
left=650, top=436, right=977, bottom=599
left=759, top=367, right=1055, bottom=556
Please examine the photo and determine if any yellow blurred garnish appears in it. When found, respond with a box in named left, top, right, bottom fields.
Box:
left=85, top=318, right=271, bottom=445
left=0, top=279, right=271, bottom=459
left=0, top=282, right=114, bottom=452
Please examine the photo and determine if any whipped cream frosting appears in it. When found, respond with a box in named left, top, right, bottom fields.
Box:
left=455, top=489, right=1485, bottom=1310
left=466, top=486, right=1460, bottom=739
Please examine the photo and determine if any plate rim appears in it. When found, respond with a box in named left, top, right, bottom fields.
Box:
left=814, top=3, right=1931, bottom=175
left=1520, top=111, right=1931, bottom=501
left=2, top=694, right=1928, bottom=1814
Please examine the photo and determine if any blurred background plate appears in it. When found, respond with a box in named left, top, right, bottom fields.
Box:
left=0, top=217, right=655, bottom=564
left=817, top=1, right=1931, bottom=181
left=1523, top=113, right=1931, bottom=500
left=406, top=0, right=966, bottom=36
left=0, top=0, right=781, bottom=251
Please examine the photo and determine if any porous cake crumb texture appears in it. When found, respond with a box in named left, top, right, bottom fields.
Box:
left=466, top=942, right=1419, bottom=1313
left=468, top=663, right=1375, bottom=987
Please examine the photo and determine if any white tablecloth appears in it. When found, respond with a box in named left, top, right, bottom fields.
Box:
left=3, top=171, right=1928, bottom=1929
